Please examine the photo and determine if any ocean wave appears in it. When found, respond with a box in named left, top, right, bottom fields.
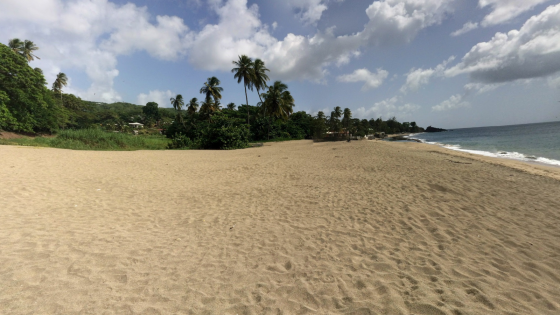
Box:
left=408, top=138, right=560, bottom=167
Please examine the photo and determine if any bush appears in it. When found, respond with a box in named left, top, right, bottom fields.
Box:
left=167, top=133, right=193, bottom=149
left=197, top=112, right=249, bottom=150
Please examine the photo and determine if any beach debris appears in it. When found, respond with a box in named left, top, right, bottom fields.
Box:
left=230, top=224, right=236, bottom=230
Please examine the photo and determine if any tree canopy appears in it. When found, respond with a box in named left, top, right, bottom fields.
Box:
left=0, top=43, right=65, bottom=132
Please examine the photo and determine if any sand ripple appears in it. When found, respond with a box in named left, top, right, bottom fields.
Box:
left=1, top=141, right=560, bottom=314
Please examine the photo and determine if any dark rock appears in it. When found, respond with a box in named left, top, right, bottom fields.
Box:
left=425, top=126, right=447, bottom=132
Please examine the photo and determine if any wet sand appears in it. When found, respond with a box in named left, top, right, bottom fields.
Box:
left=1, top=140, right=559, bottom=314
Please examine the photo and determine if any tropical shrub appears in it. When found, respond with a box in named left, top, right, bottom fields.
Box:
left=196, top=112, right=249, bottom=150
left=167, top=132, right=193, bottom=149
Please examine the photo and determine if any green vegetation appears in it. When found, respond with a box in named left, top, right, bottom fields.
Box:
left=1, top=40, right=423, bottom=151
left=0, top=128, right=169, bottom=150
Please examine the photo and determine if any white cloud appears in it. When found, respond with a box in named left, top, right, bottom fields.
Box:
left=400, top=56, right=454, bottom=93
left=337, top=68, right=389, bottom=91
left=432, top=94, right=469, bottom=111
left=464, top=82, right=504, bottom=94
left=287, top=0, right=329, bottom=25
left=187, top=0, right=457, bottom=81
left=479, top=0, right=552, bottom=26
left=0, top=0, right=192, bottom=103
left=451, top=21, right=479, bottom=36
left=0, top=0, right=458, bottom=101
left=272, top=21, right=278, bottom=30
left=445, top=4, right=560, bottom=83
left=355, top=96, right=420, bottom=119
left=361, top=0, right=455, bottom=46
left=137, top=90, right=175, bottom=107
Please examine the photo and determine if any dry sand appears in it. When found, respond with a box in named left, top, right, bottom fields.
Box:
left=1, top=140, right=560, bottom=315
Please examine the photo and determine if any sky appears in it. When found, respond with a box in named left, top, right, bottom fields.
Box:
left=1, top=0, right=560, bottom=129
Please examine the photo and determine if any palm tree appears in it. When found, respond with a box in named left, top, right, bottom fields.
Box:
left=261, top=81, right=294, bottom=120
left=170, top=94, right=185, bottom=126
left=226, top=102, right=236, bottom=110
left=52, top=72, right=68, bottom=105
left=342, top=108, right=352, bottom=130
left=261, top=81, right=294, bottom=140
left=199, top=98, right=221, bottom=120
left=333, top=106, right=342, bottom=120
left=253, top=58, right=270, bottom=103
left=232, top=55, right=254, bottom=124
left=21, top=40, right=40, bottom=62
left=313, top=111, right=327, bottom=139
left=329, top=106, right=342, bottom=135
left=187, top=98, right=199, bottom=115
left=8, top=38, right=23, bottom=54
left=342, top=108, right=353, bottom=139
left=200, top=76, right=223, bottom=104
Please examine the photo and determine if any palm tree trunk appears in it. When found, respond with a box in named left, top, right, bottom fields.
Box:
left=245, top=85, right=249, bottom=126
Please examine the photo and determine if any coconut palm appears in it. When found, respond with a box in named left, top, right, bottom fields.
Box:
left=313, top=111, right=327, bottom=139
left=200, top=76, right=223, bottom=104
left=170, top=94, right=185, bottom=126
left=52, top=72, right=68, bottom=105
left=333, top=106, right=342, bottom=120
left=261, top=81, right=294, bottom=120
left=252, top=58, right=270, bottom=103
left=187, top=98, right=199, bottom=115
left=232, top=55, right=254, bottom=124
left=21, top=40, right=40, bottom=62
left=199, top=98, right=221, bottom=120
left=226, top=102, right=236, bottom=110
left=8, top=38, right=23, bottom=54
left=342, top=108, right=352, bottom=130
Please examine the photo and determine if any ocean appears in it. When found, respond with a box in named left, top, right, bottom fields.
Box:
left=408, top=121, right=560, bottom=166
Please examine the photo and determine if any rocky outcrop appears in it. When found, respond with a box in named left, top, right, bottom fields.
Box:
left=425, top=126, right=447, bottom=132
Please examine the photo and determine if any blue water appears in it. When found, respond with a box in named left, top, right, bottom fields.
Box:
left=409, top=121, right=560, bottom=166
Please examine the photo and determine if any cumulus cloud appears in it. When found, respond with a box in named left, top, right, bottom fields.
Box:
left=0, top=0, right=458, bottom=101
left=188, top=0, right=457, bottom=81
left=432, top=94, right=469, bottom=111
left=137, top=90, right=175, bottom=107
left=0, top=0, right=191, bottom=102
left=445, top=4, right=560, bottom=84
left=479, top=0, right=552, bottom=26
left=451, top=21, right=479, bottom=36
left=360, top=0, right=455, bottom=46
left=400, top=56, right=455, bottom=93
left=287, top=0, right=329, bottom=25
left=337, top=68, right=388, bottom=91
left=355, top=96, right=420, bottom=119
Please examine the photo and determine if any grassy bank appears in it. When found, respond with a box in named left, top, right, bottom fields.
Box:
left=0, top=129, right=170, bottom=150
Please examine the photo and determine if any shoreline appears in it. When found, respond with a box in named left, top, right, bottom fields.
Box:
left=402, top=133, right=560, bottom=169
left=381, top=140, right=560, bottom=181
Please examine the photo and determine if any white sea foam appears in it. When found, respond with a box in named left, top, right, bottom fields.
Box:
left=408, top=137, right=560, bottom=167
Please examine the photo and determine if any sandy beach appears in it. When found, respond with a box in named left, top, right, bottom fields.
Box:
left=1, top=140, right=559, bottom=315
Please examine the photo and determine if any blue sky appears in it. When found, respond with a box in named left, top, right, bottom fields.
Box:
left=1, top=0, right=560, bottom=128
